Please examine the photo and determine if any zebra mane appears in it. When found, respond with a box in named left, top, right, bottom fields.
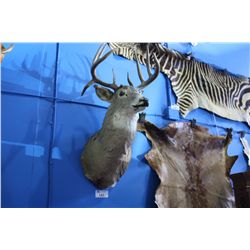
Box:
left=159, top=43, right=249, bottom=81
left=207, top=63, right=249, bottom=80
left=109, top=42, right=249, bottom=81
left=156, top=43, right=188, bottom=60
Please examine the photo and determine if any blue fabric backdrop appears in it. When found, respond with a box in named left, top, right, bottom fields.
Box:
left=1, top=43, right=250, bottom=207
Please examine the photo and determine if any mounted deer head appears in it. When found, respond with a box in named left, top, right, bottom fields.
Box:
left=80, top=43, right=160, bottom=189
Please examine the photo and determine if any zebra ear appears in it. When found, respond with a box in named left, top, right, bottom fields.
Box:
left=94, top=85, right=114, bottom=102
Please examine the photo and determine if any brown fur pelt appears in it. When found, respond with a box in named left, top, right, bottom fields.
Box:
left=138, top=115, right=237, bottom=208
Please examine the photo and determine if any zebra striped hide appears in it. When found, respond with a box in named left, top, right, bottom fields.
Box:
left=109, top=43, right=250, bottom=126
left=137, top=116, right=237, bottom=208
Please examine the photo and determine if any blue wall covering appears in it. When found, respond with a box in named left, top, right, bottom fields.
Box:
left=1, top=42, right=250, bottom=207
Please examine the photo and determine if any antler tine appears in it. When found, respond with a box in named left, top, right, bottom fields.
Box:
left=136, top=49, right=160, bottom=90
left=127, top=43, right=160, bottom=90
left=134, top=51, right=145, bottom=83
left=1, top=44, right=14, bottom=54
left=81, top=43, right=119, bottom=95
left=81, top=79, right=95, bottom=95
left=145, top=43, right=152, bottom=77
left=126, top=45, right=149, bottom=87
left=127, top=72, right=134, bottom=86
left=112, top=68, right=116, bottom=84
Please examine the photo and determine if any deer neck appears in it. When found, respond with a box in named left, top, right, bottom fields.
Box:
left=101, top=107, right=138, bottom=141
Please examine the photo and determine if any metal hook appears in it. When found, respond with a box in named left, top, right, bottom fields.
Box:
left=240, top=131, right=245, bottom=138
left=190, top=119, right=196, bottom=128
left=225, top=128, right=233, bottom=144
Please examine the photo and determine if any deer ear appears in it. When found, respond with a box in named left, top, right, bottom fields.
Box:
left=94, top=85, right=114, bottom=102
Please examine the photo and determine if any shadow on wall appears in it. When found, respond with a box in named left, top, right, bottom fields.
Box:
left=2, top=51, right=56, bottom=96
left=145, top=170, right=160, bottom=208
left=1, top=122, right=39, bottom=173
left=56, top=55, right=91, bottom=98
left=56, top=46, right=109, bottom=108
left=48, top=104, right=107, bottom=207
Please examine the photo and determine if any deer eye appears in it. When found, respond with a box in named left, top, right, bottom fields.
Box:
left=119, top=91, right=125, bottom=97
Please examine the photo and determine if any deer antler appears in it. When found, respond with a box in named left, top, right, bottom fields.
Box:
left=1, top=44, right=14, bottom=54
left=127, top=43, right=160, bottom=90
left=81, top=43, right=119, bottom=95
left=1, top=44, right=14, bottom=63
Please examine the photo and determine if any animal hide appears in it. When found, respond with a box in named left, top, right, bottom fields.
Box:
left=240, top=135, right=250, bottom=167
left=109, top=43, right=250, bottom=126
left=137, top=115, right=237, bottom=208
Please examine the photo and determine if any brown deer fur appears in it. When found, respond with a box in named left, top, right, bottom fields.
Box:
left=138, top=116, right=237, bottom=208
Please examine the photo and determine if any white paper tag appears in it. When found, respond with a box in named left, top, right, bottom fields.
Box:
left=169, top=104, right=180, bottom=110
left=95, top=190, right=109, bottom=198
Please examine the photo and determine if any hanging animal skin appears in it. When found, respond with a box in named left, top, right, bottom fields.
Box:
left=80, top=43, right=160, bottom=189
left=137, top=114, right=237, bottom=208
left=109, top=43, right=250, bottom=126
left=1, top=43, right=14, bottom=63
left=240, top=134, right=250, bottom=167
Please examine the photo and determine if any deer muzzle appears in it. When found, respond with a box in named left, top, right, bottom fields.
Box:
left=133, top=98, right=149, bottom=109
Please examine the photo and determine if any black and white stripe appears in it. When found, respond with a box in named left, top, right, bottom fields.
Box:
left=109, top=43, right=250, bottom=125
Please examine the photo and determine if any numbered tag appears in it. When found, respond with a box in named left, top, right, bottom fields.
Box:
left=169, top=104, right=180, bottom=110
left=95, top=190, right=109, bottom=198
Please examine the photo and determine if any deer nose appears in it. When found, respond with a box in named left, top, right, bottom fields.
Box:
left=140, top=98, right=149, bottom=106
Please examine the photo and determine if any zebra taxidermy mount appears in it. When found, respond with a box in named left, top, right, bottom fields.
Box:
left=81, top=43, right=160, bottom=189
left=109, top=43, right=250, bottom=126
